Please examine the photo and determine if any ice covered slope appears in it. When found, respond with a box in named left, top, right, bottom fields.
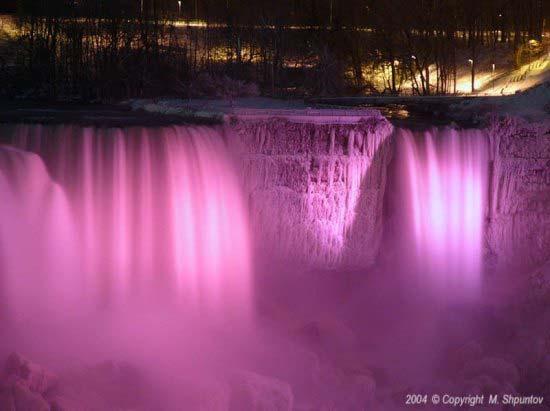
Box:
left=229, top=109, right=394, bottom=267
left=487, top=117, right=550, bottom=272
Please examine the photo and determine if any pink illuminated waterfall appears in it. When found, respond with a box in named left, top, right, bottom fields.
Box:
left=1, top=125, right=251, bottom=318
left=0, top=146, right=79, bottom=322
left=397, top=128, right=489, bottom=299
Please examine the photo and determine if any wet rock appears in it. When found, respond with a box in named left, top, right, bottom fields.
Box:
left=0, top=353, right=57, bottom=410
left=11, top=381, right=50, bottom=411
left=229, top=370, right=293, bottom=411
left=0, top=354, right=150, bottom=411
left=5, top=352, right=58, bottom=396
left=461, top=357, right=520, bottom=387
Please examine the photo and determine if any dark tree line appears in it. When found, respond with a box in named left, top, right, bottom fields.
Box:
left=2, top=0, right=547, bottom=100
left=14, top=0, right=547, bottom=35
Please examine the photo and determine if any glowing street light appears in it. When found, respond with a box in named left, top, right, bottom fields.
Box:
left=177, top=0, right=182, bottom=15
left=468, top=59, right=475, bottom=93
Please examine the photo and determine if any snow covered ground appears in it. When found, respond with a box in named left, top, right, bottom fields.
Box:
left=128, top=97, right=387, bottom=124
left=128, top=97, right=308, bottom=122
left=450, top=81, right=549, bottom=122
left=128, top=44, right=549, bottom=124
left=452, top=40, right=549, bottom=96
left=129, top=77, right=549, bottom=125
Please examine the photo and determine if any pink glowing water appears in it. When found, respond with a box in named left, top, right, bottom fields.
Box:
left=0, top=121, right=504, bottom=409
left=1, top=125, right=251, bottom=320
left=0, top=146, right=79, bottom=323
left=397, top=128, right=489, bottom=299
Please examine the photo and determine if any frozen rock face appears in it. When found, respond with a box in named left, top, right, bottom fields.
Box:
left=0, top=354, right=150, bottom=411
left=0, top=353, right=54, bottom=411
left=487, top=117, right=550, bottom=272
left=229, top=370, right=294, bottom=411
left=4, top=353, right=58, bottom=396
left=528, top=259, right=550, bottom=303
left=231, top=116, right=393, bottom=267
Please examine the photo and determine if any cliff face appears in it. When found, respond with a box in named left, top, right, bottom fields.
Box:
left=232, top=114, right=550, bottom=274
left=487, top=118, right=550, bottom=272
left=230, top=115, right=394, bottom=268
left=2, top=112, right=548, bottom=275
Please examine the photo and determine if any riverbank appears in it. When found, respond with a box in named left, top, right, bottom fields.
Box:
left=0, top=79, right=547, bottom=129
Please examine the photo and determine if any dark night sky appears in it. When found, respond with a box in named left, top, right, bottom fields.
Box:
left=0, top=1, right=16, bottom=13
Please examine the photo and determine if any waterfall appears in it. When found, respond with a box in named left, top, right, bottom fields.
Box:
left=0, top=120, right=492, bottom=318
left=1, top=125, right=251, bottom=318
left=0, top=146, right=79, bottom=323
left=396, top=128, right=489, bottom=299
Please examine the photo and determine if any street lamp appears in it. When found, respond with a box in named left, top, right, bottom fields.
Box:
left=177, top=0, right=182, bottom=15
left=468, top=59, right=475, bottom=93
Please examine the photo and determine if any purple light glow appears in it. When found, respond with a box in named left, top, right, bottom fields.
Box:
left=398, top=128, right=489, bottom=300
left=0, top=119, right=546, bottom=409
left=0, top=146, right=79, bottom=323
left=1, top=126, right=252, bottom=321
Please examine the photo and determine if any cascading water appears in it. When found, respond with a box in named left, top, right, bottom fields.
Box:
left=1, top=116, right=539, bottom=410
left=0, top=146, right=79, bottom=323
left=1, top=125, right=251, bottom=321
left=396, top=127, right=489, bottom=300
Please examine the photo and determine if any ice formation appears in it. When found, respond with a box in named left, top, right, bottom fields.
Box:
left=232, top=115, right=393, bottom=267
